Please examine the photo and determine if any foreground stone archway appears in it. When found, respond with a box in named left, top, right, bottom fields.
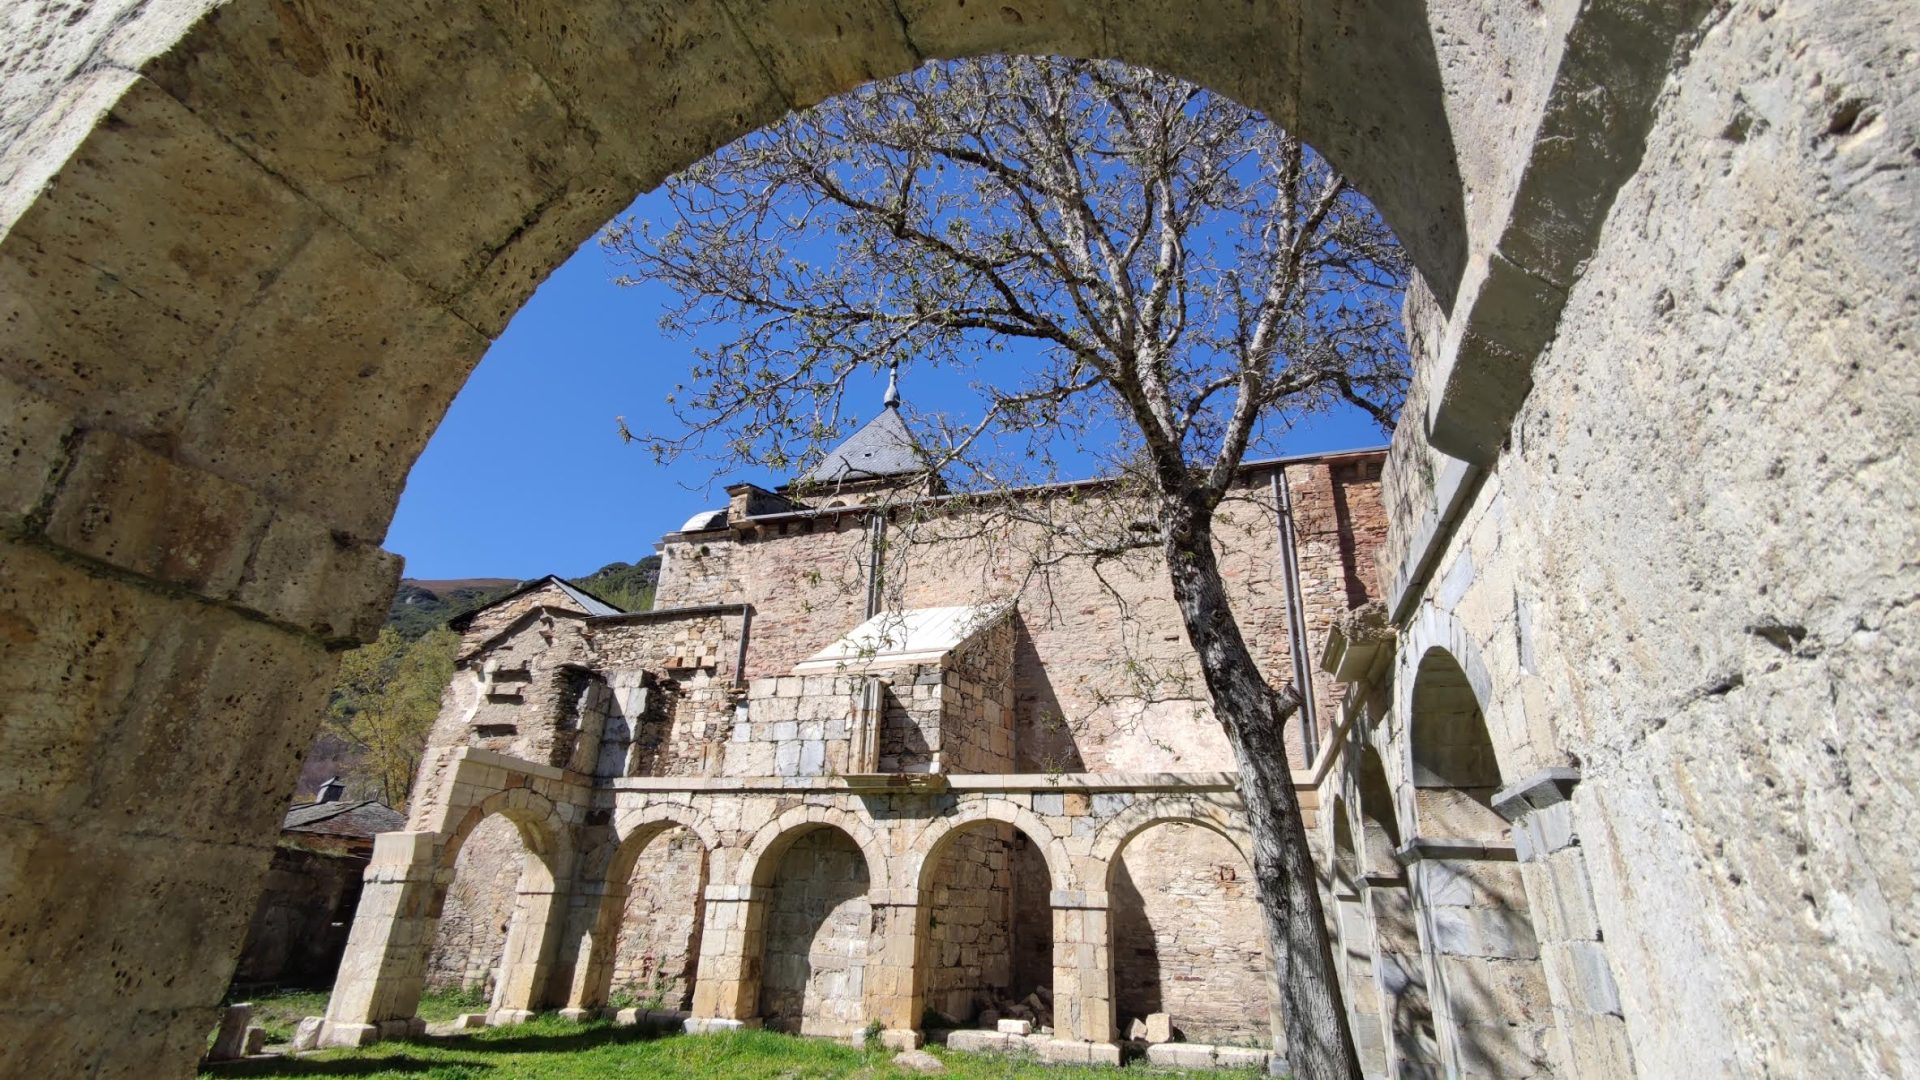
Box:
left=3, top=2, right=1914, bottom=1077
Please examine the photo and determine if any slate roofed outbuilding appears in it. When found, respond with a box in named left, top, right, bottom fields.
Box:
left=283, top=798, right=405, bottom=839
left=446, top=574, right=625, bottom=631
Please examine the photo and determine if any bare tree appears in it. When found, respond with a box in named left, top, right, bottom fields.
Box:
left=605, top=55, right=1406, bottom=1080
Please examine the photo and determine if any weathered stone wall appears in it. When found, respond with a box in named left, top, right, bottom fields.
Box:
left=609, top=827, right=706, bottom=1008
left=1111, top=823, right=1270, bottom=1045
left=758, top=828, right=872, bottom=1037
left=922, top=825, right=1014, bottom=1024
left=426, top=814, right=524, bottom=994
left=231, top=845, right=365, bottom=986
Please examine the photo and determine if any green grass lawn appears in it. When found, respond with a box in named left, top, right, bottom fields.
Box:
left=227, top=987, right=489, bottom=1045
left=199, top=1016, right=1265, bottom=1079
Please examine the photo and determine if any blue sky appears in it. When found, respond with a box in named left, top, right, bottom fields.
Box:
left=383, top=190, right=1395, bottom=583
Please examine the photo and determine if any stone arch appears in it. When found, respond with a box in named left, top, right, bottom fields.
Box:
left=1099, top=798, right=1271, bottom=1045
left=904, top=800, right=1065, bottom=1030
left=1403, top=634, right=1555, bottom=1076
left=751, top=819, right=878, bottom=1037
left=566, top=801, right=722, bottom=1013
left=737, top=804, right=892, bottom=892
left=436, top=787, right=571, bottom=889
left=582, top=802, right=723, bottom=886
left=1086, top=795, right=1252, bottom=879
left=903, top=799, right=1073, bottom=897
left=1350, top=740, right=1404, bottom=881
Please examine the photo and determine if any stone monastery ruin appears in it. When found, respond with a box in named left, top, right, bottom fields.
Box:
left=320, top=385, right=1390, bottom=1067
left=1, top=1, right=1913, bottom=1078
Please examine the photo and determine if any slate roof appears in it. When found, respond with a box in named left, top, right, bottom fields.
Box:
left=283, top=798, right=406, bottom=839
left=797, top=406, right=927, bottom=485
left=447, top=574, right=624, bottom=631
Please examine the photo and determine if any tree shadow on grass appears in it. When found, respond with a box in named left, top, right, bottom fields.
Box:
left=203, top=1022, right=675, bottom=1078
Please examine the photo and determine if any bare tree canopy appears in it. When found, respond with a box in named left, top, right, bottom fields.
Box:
left=606, top=55, right=1406, bottom=496
left=606, top=55, right=1410, bottom=1080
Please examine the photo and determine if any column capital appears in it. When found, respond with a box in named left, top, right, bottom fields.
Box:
left=1491, top=767, right=1581, bottom=821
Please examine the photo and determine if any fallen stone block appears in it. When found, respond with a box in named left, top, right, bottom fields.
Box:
left=893, top=1048, right=946, bottom=1073
left=997, top=1018, right=1032, bottom=1035
left=1144, top=1011, right=1172, bottom=1044
left=291, top=1017, right=323, bottom=1052
left=206, top=1004, right=252, bottom=1061
left=1127, top=1017, right=1148, bottom=1041
left=946, top=1029, right=1016, bottom=1054
left=242, top=1026, right=266, bottom=1056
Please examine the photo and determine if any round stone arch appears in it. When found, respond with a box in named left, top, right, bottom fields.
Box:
left=736, top=804, right=892, bottom=893
left=435, top=786, right=573, bottom=889
left=1395, top=603, right=1507, bottom=837
left=579, top=802, right=724, bottom=887
left=2, top=1, right=1482, bottom=1070
left=1084, top=794, right=1254, bottom=888
left=901, top=799, right=1075, bottom=898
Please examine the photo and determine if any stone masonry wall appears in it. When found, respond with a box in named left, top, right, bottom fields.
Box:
left=426, top=813, right=524, bottom=994
left=648, top=459, right=1386, bottom=775
left=922, top=825, right=1014, bottom=1024
left=1112, top=823, right=1270, bottom=1045
left=610, top=827, right=707, bottom=1009
left=758, top=828, right=873, bottom=1037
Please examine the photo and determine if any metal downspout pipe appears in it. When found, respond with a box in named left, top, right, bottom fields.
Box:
left=1271, top=469, right=1320, bottom=763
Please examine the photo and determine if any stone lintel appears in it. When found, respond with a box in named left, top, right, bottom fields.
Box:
left=1393, top=838, right=1519, bottom=866
left=453, top=745, right=570, bottom=784
left=1492, top=767, right=1582, bottom=821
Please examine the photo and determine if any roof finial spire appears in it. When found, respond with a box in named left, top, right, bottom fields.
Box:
left=883, top=361, right=901, bottom=409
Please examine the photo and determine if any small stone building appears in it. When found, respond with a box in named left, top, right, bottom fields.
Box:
left=233, top=780, right=405, bottom=987
left=319, top=384, right=1389, bottom=1066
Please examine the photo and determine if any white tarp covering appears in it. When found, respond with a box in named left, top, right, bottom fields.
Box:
left=793, top=604, right=1005, bottom=674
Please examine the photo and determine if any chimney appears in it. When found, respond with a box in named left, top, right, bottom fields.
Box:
left=316, top=776, right=346, bottom=804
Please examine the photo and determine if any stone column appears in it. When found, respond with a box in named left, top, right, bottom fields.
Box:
left=1333, top=880, right=1392, bottom=1079
left=865, top=890, right=925, bottom=1049
left=558, top=880, right=628, bottom=1019
left=1047, top=889, right=1121, bottom=1065
left=320, top=832, right=441, bottom=1047
left=1494, top=770, right=1636, bottom=1078
left=489, top=880, right=569, bottom=1024
left=1400, top=838, right=1557, bottom=1078
left=686, top=885, right=767, bottom=1032
left=1364, top=878, right=1443, bottom=1080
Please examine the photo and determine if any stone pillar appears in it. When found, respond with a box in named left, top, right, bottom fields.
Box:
left=320, top=832, right=441, bottom=1047
left=1333, top=881, right=1392, bottom=1079
left=1494, top=770, right=1636, bottom=1079
left=1400, top=838, right=1557, bottom=1078
left=1364, top=878, right=1443, bottom=1080
left=865, top=890, right=925, bottom=1049
left=489, top=880, right=568, bottom=1024
left=686, top=885, right=767, bottom=1031
left=559, top=881, right=628, bottom=1017
left=1048, top=889, right=1119, bottom=1062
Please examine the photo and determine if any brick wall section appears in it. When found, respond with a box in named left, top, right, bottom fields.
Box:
left=609, top=827, right=707, bottom=1009
left=1112, top=823, right=1270, bottom=1044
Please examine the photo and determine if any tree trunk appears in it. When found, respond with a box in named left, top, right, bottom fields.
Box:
left=1160, top=495, right=1361, bottom=1080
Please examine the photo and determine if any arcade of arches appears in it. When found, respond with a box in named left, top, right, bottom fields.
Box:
left=2, top=0, right=1915, bottom=1077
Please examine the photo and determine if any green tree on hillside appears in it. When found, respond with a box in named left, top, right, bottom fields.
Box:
left=326, top=626, right=458, bottom=808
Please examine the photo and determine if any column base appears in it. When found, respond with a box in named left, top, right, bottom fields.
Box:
left=1040, top=1039, right=1122, bottom=1066
left=557, top=1008, right=593, bottom=1023
left=684, top=1016, right=763, bottom=1034
left=878, top=1028, right=924, bottom=1050
left=488, top=1009, right=536, bottom=1026
left=317, top=1022, right=378, bottom=1049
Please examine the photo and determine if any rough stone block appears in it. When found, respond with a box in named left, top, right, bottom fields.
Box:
left=1144, top=1012, right=1172, bottom=1043
left=997, top=1018, right=1032, bottom=1035
left=241, top=1026, right=266, bottom=1055
left=291, top=1017, right=323, bottom=1051
left=893, top=1047, right=946, bottom=1073
left=206, top=1004, right=252, bottom=1061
